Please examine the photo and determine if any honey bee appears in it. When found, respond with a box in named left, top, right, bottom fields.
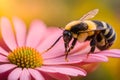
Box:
left=45, top=9, right=116, bottom=60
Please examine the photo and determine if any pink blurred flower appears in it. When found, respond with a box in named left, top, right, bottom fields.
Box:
left=0, top=17, right=88, bottom=80
left=0, top=17, right=120, bottom=80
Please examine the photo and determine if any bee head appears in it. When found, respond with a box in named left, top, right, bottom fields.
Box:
left=63, top=30, right=72, bottom=43
left=63, top=30, right=72, bottom=49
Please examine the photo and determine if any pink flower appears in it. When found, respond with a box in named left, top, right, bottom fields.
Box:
left=0, top=17, right=86, bottom=80
left=0, top=17, right=120, bottom=80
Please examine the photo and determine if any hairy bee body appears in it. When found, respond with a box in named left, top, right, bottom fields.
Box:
left=92, top=20, right=116, bottom=50
left=65, top=20, right=116, bottom=51
left=45, top=9, right=116, bottom=60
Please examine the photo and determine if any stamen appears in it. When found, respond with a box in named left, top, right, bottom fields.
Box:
left=8, top=47, right=43, bottom=69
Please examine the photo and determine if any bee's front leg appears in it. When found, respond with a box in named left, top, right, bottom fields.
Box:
left=65, top=38, right=77, bottom=61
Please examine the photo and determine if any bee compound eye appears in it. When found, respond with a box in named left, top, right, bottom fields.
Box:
left=63, top=30, right=71, bottom=36
left=63, top=30, right=72, bottom=42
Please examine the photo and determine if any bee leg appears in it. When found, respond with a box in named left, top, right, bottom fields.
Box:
left=65, top=38, right=77, bottom=61
left=64, top=42, right=68, bottom=54
left=87, top=37, right=96, bottom=57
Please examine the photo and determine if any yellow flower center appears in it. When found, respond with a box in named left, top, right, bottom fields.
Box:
left=8, top=47, right=43, bottom=69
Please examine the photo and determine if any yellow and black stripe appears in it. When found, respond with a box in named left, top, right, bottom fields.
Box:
left=93, top=20, right=116, bottom=50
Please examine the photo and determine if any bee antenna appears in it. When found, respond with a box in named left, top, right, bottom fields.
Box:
left=58, top=27, right=64, bottom=30
left=42, top=35, right=63, bottom=54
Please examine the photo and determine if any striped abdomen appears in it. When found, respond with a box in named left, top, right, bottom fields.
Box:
left=93, top=20, right=116, bottom=50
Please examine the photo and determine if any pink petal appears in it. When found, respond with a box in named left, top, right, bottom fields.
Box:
left=0, top=55, right=9, bottom=62
left=0, top=47, right=8, bottom=56
left=44, top=27, right=60, bottom=36
left=43, top=44, right=89, bottom=65
left=42, top=39, right=89, bottom=59
left=44, top=53, right=108, bottom=65
left=68, top=53, right=108, bottom=63
left=65, top=41, right=89, bottom=56
left=42, top=42, right=87, bottom=60
left=1, top=17, right=17, bottom=50
left=28, top=69, right=45, bottom=80
left=37, top=66, right=86, bottom=76
left=0, top=64, right=17, bottom=73
left=37, top=28, right=62, bottom=53
left=70, top=41, right=90, bottom=54
left=8, top=68, right=22, bottom=80
left=43, top=55, right=83, bottom=65
left=41, top=39, right=64, bottom=59
left=47, top=73, right=70, bottom=80
left=13, top=17, right=27, bottom=47
left=98, top=49, right=120, bottom=58
left=37, top=66, right=58, bottom=73
left=20, top=68, right=31, bottom=80
left=82, top=54, right=108, bottom=62
left=26, top=20, right=46, bottom=48
left=40, top=72, right=55, bottom=80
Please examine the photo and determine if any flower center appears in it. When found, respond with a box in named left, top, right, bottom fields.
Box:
left=8, top=47, right=43, bottom=69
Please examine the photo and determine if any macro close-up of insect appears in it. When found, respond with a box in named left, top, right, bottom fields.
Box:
left=45, top=9, right=116, bottom=61
left=1, top=1, right=120, bottom=80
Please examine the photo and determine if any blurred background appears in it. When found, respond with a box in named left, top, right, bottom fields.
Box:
left=0, top=0, right=120, bottom=80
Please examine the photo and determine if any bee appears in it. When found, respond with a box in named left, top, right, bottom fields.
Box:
left=44, top=9, right=116, bottom=60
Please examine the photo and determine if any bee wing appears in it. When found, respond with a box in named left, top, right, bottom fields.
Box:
left=79, top=9, right=99, bottom=21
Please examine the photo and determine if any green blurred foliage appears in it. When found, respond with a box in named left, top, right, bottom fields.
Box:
left=0, top=0, right=120, bottom=80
